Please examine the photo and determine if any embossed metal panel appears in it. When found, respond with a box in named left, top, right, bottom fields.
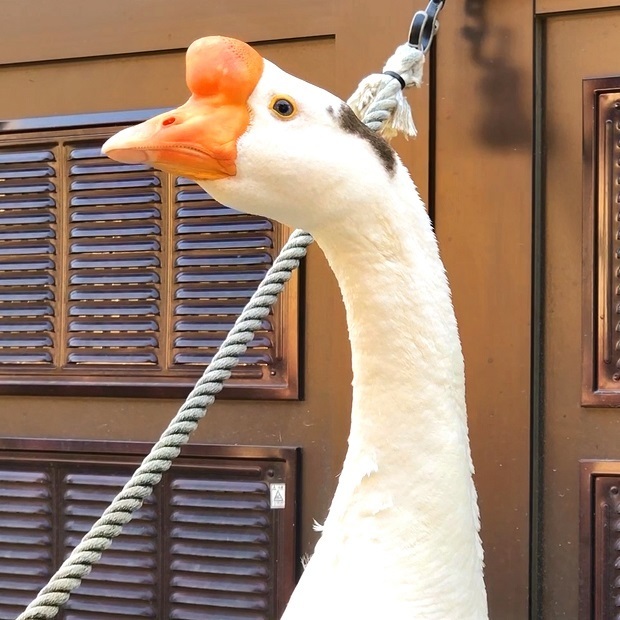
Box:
left=0, top=439, right=299, bottom=619
left=0, top=111, right=299, bottom=398
left=579, top=461, right=620, bottom=620
left=582, top=77, right=620, bottom=406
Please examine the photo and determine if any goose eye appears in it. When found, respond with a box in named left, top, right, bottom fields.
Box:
left=270, top=96, right=297, bottom=119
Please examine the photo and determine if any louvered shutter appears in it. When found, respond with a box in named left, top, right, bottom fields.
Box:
left=0, top=469, right=53, bottom=620
left=66, top=142, right=164, bottom=368
left=62, top=472, right=158, bottom=619
left=169, top=474, right=274, bottom=617
left=0, top=112, right=299, bottom=398
left=0, top=145, right=57, bottom=366
left=0, top=440, right=298, bottom=620
left=172, top=177, right=276, bottom=374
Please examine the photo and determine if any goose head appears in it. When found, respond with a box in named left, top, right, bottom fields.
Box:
left=102, top=36, right=399, bottom=234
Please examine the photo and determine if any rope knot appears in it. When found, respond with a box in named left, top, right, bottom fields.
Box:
left=347, top=44, right=425, bottom=140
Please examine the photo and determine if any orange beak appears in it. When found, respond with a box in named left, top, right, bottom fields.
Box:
left=102, top=36, right=264, bottom=180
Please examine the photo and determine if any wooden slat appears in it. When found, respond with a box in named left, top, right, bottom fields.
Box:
left=0, top=0, right=336, bottom=66
left=536, top=0, right=620, bottom=13
left=172, top=179, right=275, bottom=372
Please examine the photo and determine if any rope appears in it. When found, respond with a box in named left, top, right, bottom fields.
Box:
left=16, top=41, right=425, bottom=620
left=347, top=43, right=424, bottom=139
left=16, top=230, right=312, bottom=620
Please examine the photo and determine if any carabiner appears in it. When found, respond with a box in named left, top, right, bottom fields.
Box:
left=408, top=0, right=445, bottom=53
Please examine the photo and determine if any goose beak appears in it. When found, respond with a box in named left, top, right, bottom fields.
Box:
left=102, top=36, right=264, bottom=180
left=102, top=98, right=241, bottom=180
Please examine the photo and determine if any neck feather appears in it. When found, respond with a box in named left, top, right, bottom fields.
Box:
left=315, top=168, right=467, bottom=452
left=301, top=164, right=488, bottom=618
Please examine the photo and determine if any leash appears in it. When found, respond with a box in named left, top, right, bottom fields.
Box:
left=347, top=0, right=446, bottom=139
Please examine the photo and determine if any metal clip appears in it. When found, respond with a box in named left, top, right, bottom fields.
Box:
left=408, top=0, right=445, bottom=53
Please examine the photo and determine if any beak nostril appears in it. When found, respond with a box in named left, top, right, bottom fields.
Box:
left=162, top=116, right=176, bottom=126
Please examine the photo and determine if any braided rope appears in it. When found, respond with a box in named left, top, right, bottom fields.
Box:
left=347, top=43, right=424, bottom=139
left=16, top=231, right=312, bottom=620
left=16, top=40, right=424, bottom=620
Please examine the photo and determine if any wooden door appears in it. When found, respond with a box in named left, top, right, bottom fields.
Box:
left=438, top=2, right=620, bottom=617
left=537, top=2, right=620, bottom=618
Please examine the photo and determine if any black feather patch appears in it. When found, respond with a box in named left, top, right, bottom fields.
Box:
left=328, top=104, right=396, bottom=175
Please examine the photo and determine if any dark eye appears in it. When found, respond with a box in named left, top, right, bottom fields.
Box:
left=271, top=97, right=297, bottom=118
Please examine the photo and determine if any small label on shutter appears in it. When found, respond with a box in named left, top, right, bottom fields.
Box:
left=270, top=483, right=286, bottom=509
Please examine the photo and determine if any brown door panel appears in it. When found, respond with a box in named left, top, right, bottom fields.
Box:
left=542, top=8, right=620, bottom=619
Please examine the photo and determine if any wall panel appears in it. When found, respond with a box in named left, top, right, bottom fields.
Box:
left=434, top=1, right=533, bottom=617
left=0, top=0, right=335, bottom=65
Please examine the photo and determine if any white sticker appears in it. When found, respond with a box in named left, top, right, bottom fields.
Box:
left=270, top=483, right=286, bottom=509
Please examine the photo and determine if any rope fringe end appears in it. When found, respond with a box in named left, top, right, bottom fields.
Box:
left=347, top=44, right=425, bottom=140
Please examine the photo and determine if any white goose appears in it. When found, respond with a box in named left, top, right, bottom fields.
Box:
left=103, top=36, right=488, bottom=620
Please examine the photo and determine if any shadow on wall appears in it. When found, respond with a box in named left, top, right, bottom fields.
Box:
left=461, top=0, right=530, bottom=149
